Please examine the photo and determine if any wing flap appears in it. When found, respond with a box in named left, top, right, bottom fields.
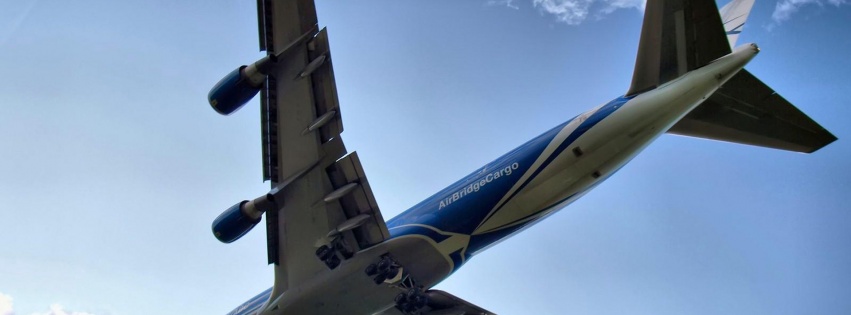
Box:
left=327, top=152, right=391, bottom=249
left=668, top=69, right=837, bottom=152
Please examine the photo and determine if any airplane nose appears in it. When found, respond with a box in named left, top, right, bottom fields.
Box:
left=750, top=43, right=760, bottom=54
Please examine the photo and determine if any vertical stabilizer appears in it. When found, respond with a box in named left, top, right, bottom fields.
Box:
left=720, top=0, right=756, bottom=48
left=626, top=0, right=732, bottom=96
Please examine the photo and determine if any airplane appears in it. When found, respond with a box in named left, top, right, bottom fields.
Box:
left=205, top=0, right=836, bottom=314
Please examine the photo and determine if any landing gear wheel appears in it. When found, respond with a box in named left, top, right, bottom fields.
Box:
left=324, top=255, right=341, bottom=269
left=411, top=294, right=427, bottom=309
left=315, top=245, right=333, bottom=260
left=377, top=257, right=392, bottom=271
left=365, top=263, right=378, bottom=276
left=395, top=286, right=428, bottom=314
left=373, top=273, right=387, bottom=284
left=385, top=266, right=399, bottom=279
left=395, top=293, right=407, bottom=304
left=334, top=238, right=354, bottom=259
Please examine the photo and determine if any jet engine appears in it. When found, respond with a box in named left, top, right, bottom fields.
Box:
left=207, top=55, right=274, bottom=115
left=212, top=195, right=275, bottom=243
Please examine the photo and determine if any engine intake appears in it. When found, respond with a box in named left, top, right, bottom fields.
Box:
left=208, top=55, right=275, bottom=115
left=212, top=201, right=260, bottom=243
left=212, top=194, right=275, bottom=243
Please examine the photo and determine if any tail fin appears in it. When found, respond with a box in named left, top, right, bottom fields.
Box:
left=658, top=0, right=837, bottom=153
left=719, top=0, right=756, bottom=48
left=627, top=0, right=836, bottom=152
left=626, top=0, right=732, bottom=96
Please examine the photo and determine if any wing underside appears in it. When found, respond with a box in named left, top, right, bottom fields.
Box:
left=255, top=0, right=390, bottom=301
left=667, top=69, right=837, bottom=152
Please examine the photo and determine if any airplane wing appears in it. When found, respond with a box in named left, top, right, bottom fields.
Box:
left=376, top=290, right=496, bottom=315
left=255, top=0, right=391, bottom=300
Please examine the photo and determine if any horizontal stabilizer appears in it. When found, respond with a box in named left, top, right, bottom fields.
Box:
left=667, top=69, right=837, bottom=153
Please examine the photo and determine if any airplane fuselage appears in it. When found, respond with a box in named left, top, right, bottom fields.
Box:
left=232, top=44, right=759, bottom=315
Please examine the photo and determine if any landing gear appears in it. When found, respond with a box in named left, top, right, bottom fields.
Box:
left=365, top=255, right=429, bottom=314
left=394, top=286, right=429, bottom=314
left=315, top=236, right=352, bottom=270
left=324, top=254, right=341, bottom=269
left=315, top=245, right=333, bottom=260
left=365, top=254, right=402, bottom=284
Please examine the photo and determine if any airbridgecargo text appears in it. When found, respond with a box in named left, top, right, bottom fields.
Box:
left=439, top=162, right=520, bottom=210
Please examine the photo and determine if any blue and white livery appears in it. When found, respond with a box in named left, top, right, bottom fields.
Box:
left=205, top=0, right=835, bottom=314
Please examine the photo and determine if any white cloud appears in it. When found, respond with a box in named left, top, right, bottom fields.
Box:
left=771, top=0, right=847, bottom=25
left=0, top=293, right=13, bottom=315
left=533, top=0, right=595, bottom=24
left=29, top=305, right=94, bottom=315
left=489, top=0, right=644, bottom=25
left=599, top=0, right=646, bottom=14
left=0, top=293, right=96, bottom=315
left=487, top=0, right=520, bottom=9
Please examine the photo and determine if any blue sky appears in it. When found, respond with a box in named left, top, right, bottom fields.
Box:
left=1, top=0, right=849, bottom=314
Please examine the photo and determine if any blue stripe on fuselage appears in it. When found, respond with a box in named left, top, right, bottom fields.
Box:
left=387, top=120, right=568, bottom=235
left=387, top=95, right=630, bottom=266
left=227, top=287, right=272, bottom=315
left=479, top=96, right=630, bottom=224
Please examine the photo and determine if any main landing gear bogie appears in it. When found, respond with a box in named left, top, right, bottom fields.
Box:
left=394, top=286, right=429, bottom=314
left=314, top=237, right=353, bottom=270
left=395, top=286, right=428, bottom=315
left=314, top=244, right=341, bottom=269
left=365, top=254, right=402, bottom=284
left=365, top=255, right=429, bottom=314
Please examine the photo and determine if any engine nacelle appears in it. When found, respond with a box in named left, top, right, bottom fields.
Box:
left=212, top=201, right=261, bottom=243
left=207, top=55, right=274, bottom=115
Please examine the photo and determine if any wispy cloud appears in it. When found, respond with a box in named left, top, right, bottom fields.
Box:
left=29, top=305, right=95, bottom=315
left=488, top=0, right=645, bottom=24
left=598, top=0, right=647, bottom=14
left=0, top=0, right=39, bottom=47
left=0, top=293, right=96, bottom=315
left=487, top=0, right=520, bottom=9
left=771, top=0, right=847, bottom=26
left=0, top=293, right=13, bottom=315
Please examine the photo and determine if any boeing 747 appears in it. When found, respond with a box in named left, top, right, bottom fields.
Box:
left=206, top=0, right=835, bottom=313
